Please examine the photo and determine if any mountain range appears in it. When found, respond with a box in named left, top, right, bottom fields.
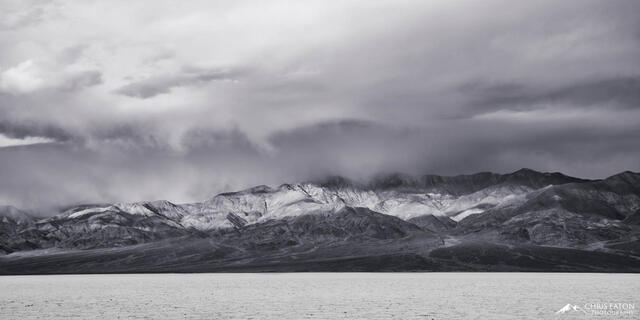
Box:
left=1, top=168, right=640, bottom=274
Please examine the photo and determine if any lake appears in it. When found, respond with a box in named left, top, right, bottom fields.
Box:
left=0, top=273, right=638, bottom=319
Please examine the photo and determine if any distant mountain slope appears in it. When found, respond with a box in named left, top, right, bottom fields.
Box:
left=456, top=171, right=640, bottom=248
left=1, top=169, right=639, bottom=273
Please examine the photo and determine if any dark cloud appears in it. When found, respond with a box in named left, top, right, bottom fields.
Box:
left=181, top=127, right=260, bottom=154
left=0, top=120, right=73, bottom=141
left=115, top=67, right=243, bottom=99
left=268, top=118, right=640, bottom=180
left=61, top=70, right=103, bottom=91
left=1, top=0, right=640, bottom=209
left=464, top=76, right=640, bottom=116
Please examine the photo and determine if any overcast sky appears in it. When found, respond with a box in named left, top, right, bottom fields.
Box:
left=1, top=0, right=639, bottom=209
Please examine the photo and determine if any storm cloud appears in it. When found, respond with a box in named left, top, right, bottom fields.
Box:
left=1, top=0, right=639, bottom=210
left=115, top=67, right=243, bottom=99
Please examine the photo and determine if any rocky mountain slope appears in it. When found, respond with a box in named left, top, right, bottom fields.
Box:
left=1, top=169, right=640, bottom=273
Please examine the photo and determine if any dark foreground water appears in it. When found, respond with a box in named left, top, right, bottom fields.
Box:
left=0, top=273, right=638, bottom=319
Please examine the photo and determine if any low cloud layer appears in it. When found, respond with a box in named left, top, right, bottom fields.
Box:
left=115, top=67, right=242, bottom=99
left=1, top=0, right=639, bottom=210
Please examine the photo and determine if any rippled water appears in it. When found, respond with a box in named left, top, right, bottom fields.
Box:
left=0, top=273, right=638, bottom=319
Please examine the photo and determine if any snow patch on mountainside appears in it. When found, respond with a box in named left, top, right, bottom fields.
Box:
left=67, top=206, right=115, bottom=219
left=451, top=208, right=485, bottom=222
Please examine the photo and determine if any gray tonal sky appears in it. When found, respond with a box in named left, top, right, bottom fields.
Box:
left=1, top=0, right=639, bottom=208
